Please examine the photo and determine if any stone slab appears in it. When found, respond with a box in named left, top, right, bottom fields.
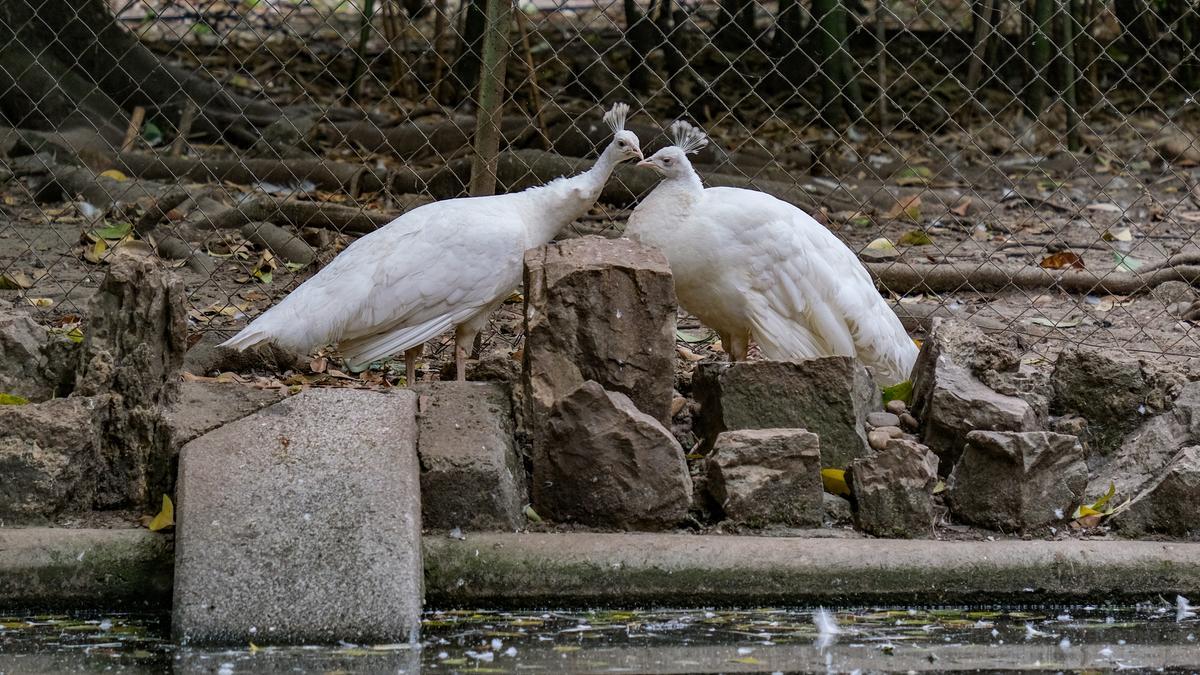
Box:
left=172, top=388, right=422, bottom=645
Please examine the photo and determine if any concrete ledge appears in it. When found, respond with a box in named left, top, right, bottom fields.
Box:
left=5, top=529, right=1200, bottom=610
left=424, top=533, right=1200, bottom=607
left=0, top=528, right=172, bottom=609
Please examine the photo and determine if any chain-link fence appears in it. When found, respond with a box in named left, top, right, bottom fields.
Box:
left=1, top=0, right=1198, bottom=379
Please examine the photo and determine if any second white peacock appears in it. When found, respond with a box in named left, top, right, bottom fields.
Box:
left=625, top=121, right=917, bottom=386
left=220, top=103, right=643, bottom=383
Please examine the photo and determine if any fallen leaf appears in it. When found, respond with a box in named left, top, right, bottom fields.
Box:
left=1073, top=483, right=1117, bottom=519
left=90, top=222, right=133, bottom=241
left=821, top=468, right=850, bottom=498
left=1086, top=202, right=1122, bottom=213
left=0, top=271, right=33, bottom=289
left=84, top=239, right=108, bottom=264
left=1093, top=295, right=1133, bottom=312
left=27, top=297, right=53, bottom=308
left=98, top=169, right=128, bottom=182
left=147, top=494, right=174, bottom=531
left=932, top=480, right=946, bottom=494
left=730, top=656, right=762, bottom=665
left=676, top=328, right=716, bottom=344
left=898, top=229, right=933, bottom=246
left=1102, top=226, right=1132, bottom=242
left=1114, top=251, right=1143, bottom=272
left=950, top=198, right=972, bottom=217
left=1039, top=251, right=1085, bottom=270
left=881, top=380, right=913, bottom=405
left=861, top=237, right=900, bottom=262
left=0, top=393, right=31, bottom=405
left=309, top=357, right=328, bottom=373
left=676, top=345, right=705, bottom=362
left=523, top=504, right=543, bottom=523
left=885, top=195, right=922, bottom=222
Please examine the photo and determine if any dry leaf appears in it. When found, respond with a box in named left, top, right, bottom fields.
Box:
left=310, top=356, right=328, bottom=373
left=0, top=270, right=34, bottom=289
left=950, top=198, right=972, bottom=217
left=1102, top=227, right=1133, bottom=242
left=1039, top=251, right=1085, bottom=270
left=861, top=237, right=900, bottom=261
left=885, top=195, right=922, bottom=222
left=147, top=494, right=174, bottom=531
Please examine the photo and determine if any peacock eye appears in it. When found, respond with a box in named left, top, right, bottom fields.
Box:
left=663, top=158, right=672, bottom=165
left=617, top=141, right=625, bottom=147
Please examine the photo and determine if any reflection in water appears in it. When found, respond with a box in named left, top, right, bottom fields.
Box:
left=2, top=603, right=1199, bottom=673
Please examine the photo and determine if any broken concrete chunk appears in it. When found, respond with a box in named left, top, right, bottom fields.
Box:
left=914, top=358, right=1038, bottom=472
left=173, top=388, right=422, bottom=645
left=533, top=381, right=691, bottom=530
left=706, top=428, right=822, bottom=528
left=848, top=439, right=939, bottom=538
left=947, top=430, right=1087, bottom=532
left=694, top=358, right=880, bottom=467
left=0, top=310, right=52, bottom=401
left=414, top=382, right=526, bottom=531
left=1051, top=348, right=1186, bottom=462
left=1093, top=380, right=1200, bottom=500
left=1115, top=446, right=1200, bottom=538
left=523, top=236, right=677, bottom=431
left=0, top=396, right=105, bottom=524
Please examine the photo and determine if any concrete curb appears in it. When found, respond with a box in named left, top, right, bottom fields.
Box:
left=424, top=533, right=1200, bottom=607
left=4, top=529, right=1200, bottom=609
left=0, top=528, right=173, bottom=609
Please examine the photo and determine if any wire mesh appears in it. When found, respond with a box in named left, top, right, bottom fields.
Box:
left=0, top=0, right=1198, bottom=381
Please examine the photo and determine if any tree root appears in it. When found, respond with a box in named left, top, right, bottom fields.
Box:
left=891, top=301, right=1009, bottom=334
left=113, top=152, right=389, bottom=197
left=197, top=196, right=402, bottom=235
left=328, top=115, right=529, bottom=160
left=868, top=261, right=1200, bottom=296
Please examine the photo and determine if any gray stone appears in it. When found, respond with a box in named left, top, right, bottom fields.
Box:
left=706, top=429, right=822, bottom=528
left=823, top=492, right=853, bottom=526
left=1093, top=381, right=1200, bottom=499
left=694, top=358, right=881, bottom=467
left=946, top=431, right=1087, bottom=532
left=184, top=331, right=306, bottom=376
left=523, top=236, right=677, bottom=432
left=867, top=411, right=900, bottom=428
left=1116, top=446, right=1200, bottom=538
left=914, top=358, right=1039, bottom=473
left=0, top=397, right=104, bottom=524
left=414, top=382, right=526, bottom=531
left=173, top=388, right=422, bottom=645
left=848, top=439, right=939, bottom=538
left=533, top=381, right=691, bottom=530
left=899, top=413, right=919, bottom=431
left=1051, top=348, right=1186, bottom=462
left=885, top=399, right=907, bottom=415
left=166, top=381, right=287, bottom=447
left=1152, top=280, right=1197, bottom=306
left=867, top=429, right=891, bottom=450
left=0, top=310, right=52, bottom=401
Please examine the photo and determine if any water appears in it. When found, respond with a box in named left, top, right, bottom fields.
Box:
left=2, top=604, right=1199, bottom=673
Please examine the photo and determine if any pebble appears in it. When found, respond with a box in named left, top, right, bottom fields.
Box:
left=885, top=399, right=907, bottom=415
left=867, top=429, right=891, bottom=450
left=900, top=412, right=919, bottom=431
left=867, top=411, right=900, bottom=428
left=875, top=425, right=905, bottom=439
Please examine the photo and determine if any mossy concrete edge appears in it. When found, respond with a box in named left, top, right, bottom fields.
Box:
left=0, top=528, right=173, bottom=610
left=424, top=533, right=1200, bottom=608
left=4, top=529, right=1200, bottom=610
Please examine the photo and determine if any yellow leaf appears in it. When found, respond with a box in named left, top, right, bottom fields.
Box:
left=821, top=468, right=850, bottom=498
left=885, top=195, right=922, bottom=221
left=147, top=494, right=174, bottom=531
left=1073, top=483, right=1116, bottom=519
left=99, top=169, right=128, bottom=182
left=27, top=297, right=54, bottom=308
left=85, top=238, right=108, bottom=264
left=249, top=642, right=260, bottom=653
left=898, top=229, right=933, bottom=246
left=730, top=656, right=762, bottom=665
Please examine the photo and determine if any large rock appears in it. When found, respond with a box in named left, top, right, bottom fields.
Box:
left=173, top=388, right=423, bottom=645
left=523, top=236, right=677, bottom=431
left=946, top=431, right=1087, bottom=532
left=165, top=381, right=288, bottom=447
left=1093, top=380, right=1200, bottom=499
left=848, top=439, right=939, bottom=538
left=706, top=429, right=822, bottom=528
left=414, top=382, right=526, bottom=531
left=0, top=397, right=104, bottom=523
left=1051, top=348, right=1188, bottom=463
left=0, top=309, right=53, bottom=401
left=1115, top=446, right=1200, bottom=538
left=533, top=381, right=691, bottom=530
left=693, top=358, right=880, bottom=468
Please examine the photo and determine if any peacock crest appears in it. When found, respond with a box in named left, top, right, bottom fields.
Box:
left=670, top=120, right=708, bottom=154
left=603, top=102, right=630, bottom=133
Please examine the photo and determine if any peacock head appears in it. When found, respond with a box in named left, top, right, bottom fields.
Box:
left=603, top=102, right=643, bottom=161
left=638, top=120, right=708, bottom=178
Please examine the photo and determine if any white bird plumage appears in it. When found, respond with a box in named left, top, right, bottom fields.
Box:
left=626, top=120, right=917, bottom=386
left=220, top=103, right=643, bottom=382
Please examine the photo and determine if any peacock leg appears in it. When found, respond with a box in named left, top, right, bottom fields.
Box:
left=728, top=332, right=750, bottom=362
left=717, top=330, right=733, bottom=362
left=404, top=345, right=421, bottom=386
left=454, top=325, right=479, bottom=382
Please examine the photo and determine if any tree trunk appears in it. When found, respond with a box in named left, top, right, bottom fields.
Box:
left=453, top=0, right=489, bottom=100
left=0, top=0, right=280, bottom=146
left=625, top=0, right=656, bottom=93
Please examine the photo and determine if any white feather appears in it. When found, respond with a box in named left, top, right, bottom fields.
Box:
left=626, top=144, right=917, bottom=386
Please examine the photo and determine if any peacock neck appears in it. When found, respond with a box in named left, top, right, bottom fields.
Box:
left=520, top=145, right=620, bottom=246
left=625, top=165, right=704, bottom=247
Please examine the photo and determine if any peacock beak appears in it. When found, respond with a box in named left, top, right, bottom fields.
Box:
left=637, top=159, right=654, bottom=169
